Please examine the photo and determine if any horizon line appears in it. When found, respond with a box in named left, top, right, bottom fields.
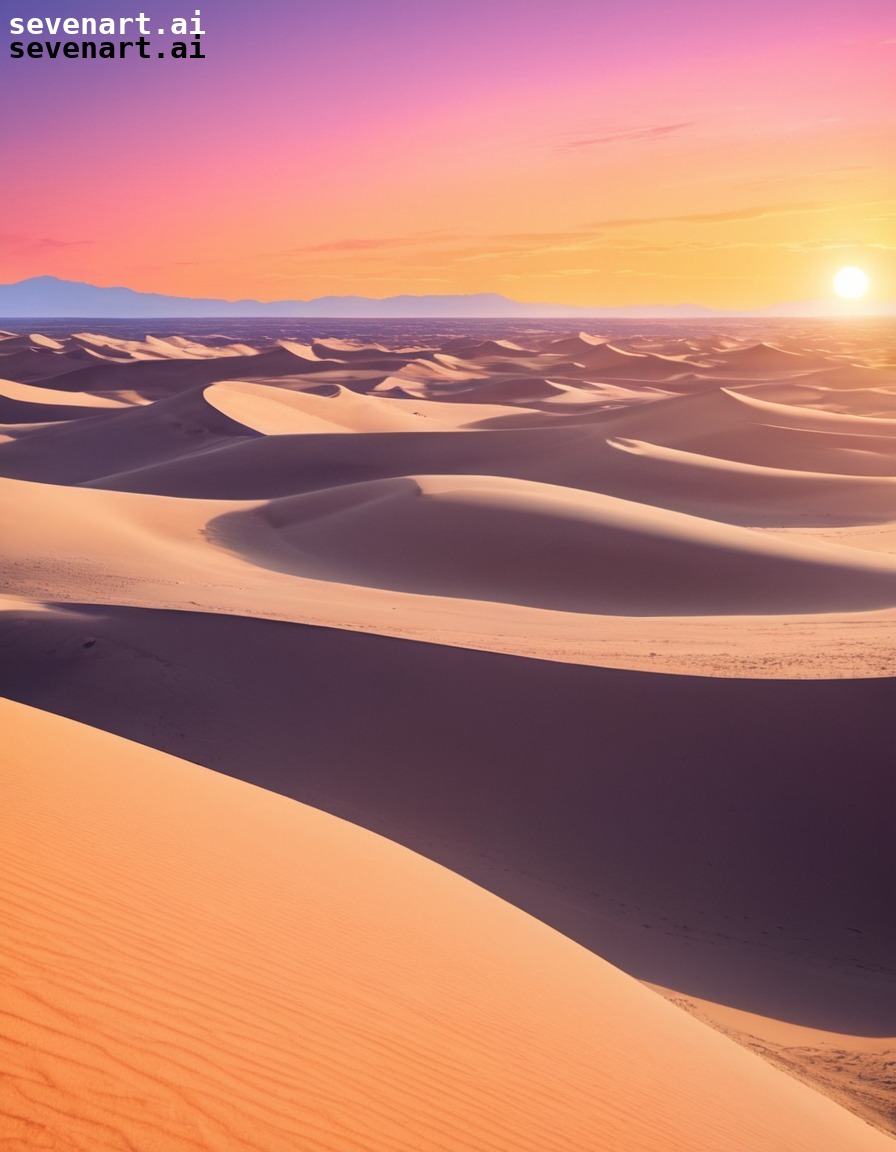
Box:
left=2, top=276, right=893, bottom=319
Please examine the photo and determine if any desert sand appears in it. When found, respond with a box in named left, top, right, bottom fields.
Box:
left=1, top=320, right=894, bottom=1146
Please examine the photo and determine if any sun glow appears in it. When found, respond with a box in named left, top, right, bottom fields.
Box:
left=833, top=266, right=869, bottom=299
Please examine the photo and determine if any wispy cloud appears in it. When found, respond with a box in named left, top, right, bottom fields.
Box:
left=459, top=202, right=864, bottom=264
left=783, top=239, right=896, bottom=252
left=452, top=203, right=843, bottom=263
left=304, top=273, right=454, bottom=285
left=587, top=201, right=831, bottom=229
left=557, top=122, right=693, bottom=154
left=235, top=199, right=893, bottom=284
left=735, top=165, right=876, bottom=192
left=0, top=234, right=92, bottom=256
left=497, top=268, right=605, bottom=281
left=297, top=231, right=450, bottom=255
left=613, top=268, right=755, bottom=281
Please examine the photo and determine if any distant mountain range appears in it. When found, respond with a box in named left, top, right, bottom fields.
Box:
left=0, top=276, right=892, bottom=319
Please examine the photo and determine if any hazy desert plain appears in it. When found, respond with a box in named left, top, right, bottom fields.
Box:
left=1, top=318, right=894, bottom=1149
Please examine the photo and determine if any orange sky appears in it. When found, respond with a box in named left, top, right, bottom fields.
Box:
left=2, top=1, right=894, bottom=307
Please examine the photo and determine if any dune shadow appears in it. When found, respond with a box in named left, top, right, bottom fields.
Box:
left=1, top=600, right=893, bottom=1034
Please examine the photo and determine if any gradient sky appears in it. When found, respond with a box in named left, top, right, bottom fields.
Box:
left=2, top=0, right=894, bottom=307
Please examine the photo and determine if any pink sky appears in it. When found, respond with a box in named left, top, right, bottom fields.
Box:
left=2, top=0, right=894, bottom=307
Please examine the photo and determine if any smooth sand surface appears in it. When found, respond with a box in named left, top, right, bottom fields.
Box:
left=2, top=321, right=894, bottom=1142
left=3, top=697, right=894, bottom=1152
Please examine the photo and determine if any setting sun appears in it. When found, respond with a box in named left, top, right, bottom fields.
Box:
left=833, top=266, right=870, bottom=299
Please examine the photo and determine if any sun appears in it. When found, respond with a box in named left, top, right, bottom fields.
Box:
left=833, top=266, right=869, bottom=299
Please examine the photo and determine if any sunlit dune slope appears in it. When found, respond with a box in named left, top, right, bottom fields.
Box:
left=204, top=379, right=523, bottom=432
left=0, top=376, right=130, bottom=423
left=3, top=697, right=893, bottom=1152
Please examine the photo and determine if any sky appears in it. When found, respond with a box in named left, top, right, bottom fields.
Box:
left=1, top=0, right=894, bottom=308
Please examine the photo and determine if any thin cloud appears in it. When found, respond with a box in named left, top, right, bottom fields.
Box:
left=499, top=268, right=605, bottom=281
left=614, top=268, right=754, bottom=281
left=242, top=199, right=892, bottom=277
left=736, top=165, right=876, bottom=191
left=587, top=201, right=832, bottom=229
left=0, top=234, right=92, bottom=256
left=298, top=231, right=451, bottom=255
left=306, top=273, right=454, bottom=285
left=557, top=122, right=693, bottom=154
left=784, top=240, right=896, bottom=252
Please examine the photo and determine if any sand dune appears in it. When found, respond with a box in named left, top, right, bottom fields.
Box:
left=442, top=336, right=534, bottom=357
left=564, top=340, right=653, bottom=370
left=0, top=385, right=257, bottom=483
left=546, top=331, right=611, bottom=355
left=11, top=343, right=339, bottom=401
left=0, top=375, right=130, bottom=423
left=0, top=344, right=882, bottom=509
left=65, top=414, right=896, bottom=530
left=723, top=386, right=896, bottom=434
left=703, top=341, right=828, bottom=373
left=0, top=346, right=92, bottom=383
left=2, top=603, right=893, bottom=1036
left=4, top=471, right=896, bottom=682
left=2, top=321, right=894, bottom=1141
left=300, top=338, right=419, bottom=371
left=68, top=331, right=263, bottom=360
left=587, top=387, right=896, bottom=475
left=209, top=473, right=896, bottom=614
left=605, top=437, right=896, bottom=524
left=27, top=332, right=66, bottom=349
left=207, top=378, right=436, bottom=433
left=1, top=467, right=893, bottom=677
left=3, top=697, right=893, bottom=1151
left=204, top=379, right=522, bottom=433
